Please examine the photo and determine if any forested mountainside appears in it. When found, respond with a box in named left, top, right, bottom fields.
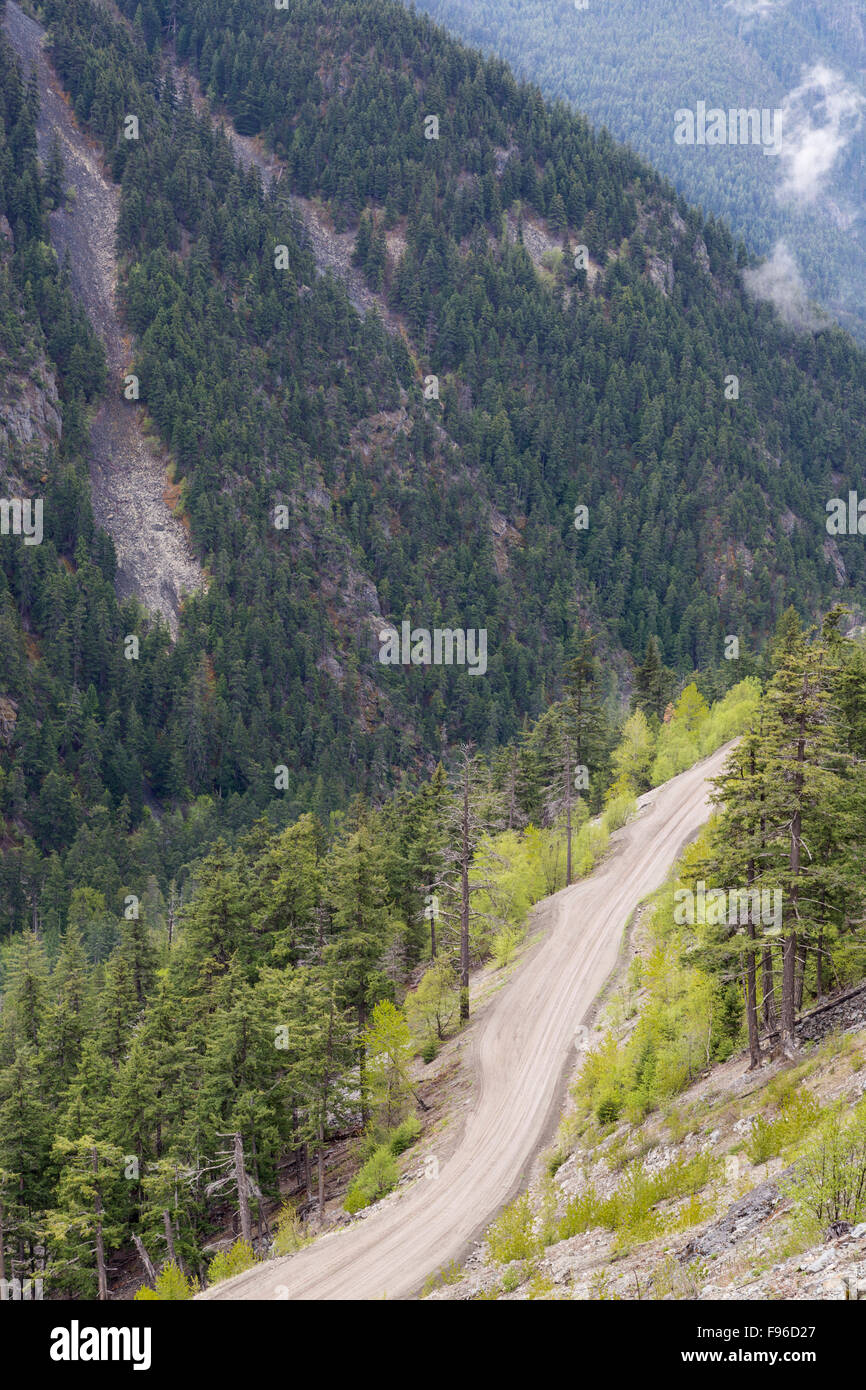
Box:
left=1, top=0, right=865, bottom=951
left=418, top=0, right=866, bottom=344
left=1, top=0, right=866, bottom=1303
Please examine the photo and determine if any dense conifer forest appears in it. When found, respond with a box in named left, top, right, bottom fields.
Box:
left=418, top=0, right=866, bottom=342
left=0, top=0, right=865, bottom=1303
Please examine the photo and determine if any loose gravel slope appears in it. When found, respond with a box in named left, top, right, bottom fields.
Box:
left=4, top=1, right=203, bottom=634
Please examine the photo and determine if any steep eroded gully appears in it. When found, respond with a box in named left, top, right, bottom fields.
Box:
left=4, top=1, right=203, bottom=635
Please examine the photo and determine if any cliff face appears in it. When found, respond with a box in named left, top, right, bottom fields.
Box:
left=0, top=213, right=62, bottom=486
left=4, top=1, right=203, bottom=634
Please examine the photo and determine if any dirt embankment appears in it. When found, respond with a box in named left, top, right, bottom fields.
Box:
left=4, top=1, right=203, bottom=635
left=432, top=909, right=866, bottom=1302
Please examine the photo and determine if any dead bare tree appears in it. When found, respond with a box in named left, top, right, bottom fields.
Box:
left=204, top=1133, right=262, bottom=1246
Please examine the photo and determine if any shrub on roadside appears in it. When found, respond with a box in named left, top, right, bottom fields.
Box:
left=389, top=1114, right=422, bottom=1155
left=344, top=1145, right=399, bottom=1214
left=486, top=1193, right=540, bottom=1263
left=787, top=1099, right=866, bottom=1232
left=273, top=1200, right=309, bottom=1256
left=133, top=1259, right=198, bottom=1300
left=207, top=1239, right=258, bottom=1286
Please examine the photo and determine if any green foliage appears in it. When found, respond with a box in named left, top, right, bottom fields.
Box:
left=787, top=1100, right=866, bottom=1231
left=343, top=1144, right=400, bottom=1214
left=363, top=999, right=414, bottom=1131
left=573, top=868, right=749, bottom=1128
left=745, top=1089, right=822, bottom=1165
left=133, top=1260, right=198, bottom=1300
left=601, top=778, right=636, bottom=833
left=207, top=1240, right=258, bottom=1286
left=388, top=1114, right=422, bottom=1156
left=272, top=1202, right=310, bottom=1257
left=545, top=1148, right=566, bottom=1177
left=558, top=1152, right=715, bottom=1247
left=491, top=925, right=521, bottom=969
left=651, top=679, right=761, bottom=784
left=612, top=711, right=656, bottom=794
left=421, top=1260, right=463, bottom=1297
left=485, top=1193, right=541, bottom=1263
left=501, top=1265, right=521, bottom=1293
left=596, top=1094, right=623, bottom=1126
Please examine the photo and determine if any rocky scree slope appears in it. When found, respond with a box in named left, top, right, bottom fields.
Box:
left=4, top=0, right=202, bottom=634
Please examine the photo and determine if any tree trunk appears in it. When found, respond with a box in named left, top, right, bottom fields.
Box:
left=780, top=930, right=798, bottom=1058
left=162, top=1210, right=178, bottom=1265
left=761, top=947, right=777, bottom=1030
left=317, top=1122, right=326, bottom=1226
left=460, top=765, right=470, bottom=1022
left=92, top=1148, right=108, bottom=1301
left=233, top=1133, right=252, bottom=1244
left=17, top=1173, right=24, bottom=1267
left=781, top=695, right=807, bottom=1058
left=744, top=827, right=760, bottom=1069
left=357, top=996, right=368, bottom=1127
left=249, top=1125, right=263, bottom=1241
left=318, top=998, right=335, bottom=1227
left=132, top=1234, right=157, bottom=1285
left=745, top=929, right=760, bottom=1069
left=816, top=931, right=824, bottom=1000
left=794, top=942, right=806, bottom=1012
left=564, top=740, right=573, bottom=888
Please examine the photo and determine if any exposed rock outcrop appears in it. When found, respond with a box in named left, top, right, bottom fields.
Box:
left=4, top=1, right=203, bottom=635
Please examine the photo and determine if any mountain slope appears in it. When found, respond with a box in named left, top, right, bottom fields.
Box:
left=116, top=0, right=866, bottom=668
left=418, top=0, right=866, bottom=342
left=5, top=0, right=202, bottom=630
left=2, top=0, right=866, bottom=926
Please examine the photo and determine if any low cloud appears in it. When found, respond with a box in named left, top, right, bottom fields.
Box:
left=724, top=0, right=786, bottom=16
left=777, top=64, right=865, bottom=205
left=742, top=241, right=824, bottom=332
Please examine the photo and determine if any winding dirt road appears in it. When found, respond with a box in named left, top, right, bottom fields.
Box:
left=200, top=743, right=732, bottom=1301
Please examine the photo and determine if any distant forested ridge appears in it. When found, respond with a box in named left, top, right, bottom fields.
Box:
left=417, top=0, right=866, bottom=343
left=54, top=0, right=866, bottom=665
